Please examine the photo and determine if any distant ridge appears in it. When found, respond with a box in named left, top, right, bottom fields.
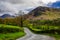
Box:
left=0, top=14, right=15, bottom=18
left=27, top=6, right=60, bottom=20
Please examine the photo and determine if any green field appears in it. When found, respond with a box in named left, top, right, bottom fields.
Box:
left=0, top=24, right=25, bottom=40
left=0, top=32, right=25, bottom=40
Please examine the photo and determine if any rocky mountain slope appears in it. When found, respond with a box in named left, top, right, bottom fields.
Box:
left=27, top=6, right=60, bottom=20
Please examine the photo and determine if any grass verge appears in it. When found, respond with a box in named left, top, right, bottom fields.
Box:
left=0, top=32, right=25, bottom=40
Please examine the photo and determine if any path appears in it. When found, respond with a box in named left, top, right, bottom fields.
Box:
left=16, top=27, right=55, bottom=40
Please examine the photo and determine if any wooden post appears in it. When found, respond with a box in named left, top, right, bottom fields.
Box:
left=20, top=15, right=23, bottom=27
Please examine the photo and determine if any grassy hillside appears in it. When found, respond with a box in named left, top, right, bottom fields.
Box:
left=27, top=6, right=60, bottom=20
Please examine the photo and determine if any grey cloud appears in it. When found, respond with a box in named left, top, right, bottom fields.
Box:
left=0, top=0, right=59, bottom=16
left=0, top=0, right=24, bottom=4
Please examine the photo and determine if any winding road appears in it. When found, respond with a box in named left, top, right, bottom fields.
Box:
left=17, top=27, right=55, bottom=40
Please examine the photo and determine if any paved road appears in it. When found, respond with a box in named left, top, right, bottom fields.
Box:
left=17, top=27, right=55, bottom=40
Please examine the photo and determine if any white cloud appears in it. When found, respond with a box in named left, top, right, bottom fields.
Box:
left=0, top=1, right=19, bottom=16
left=41, top=0, right=57, bottom=4
left=0, top=0, right=59, bottom=16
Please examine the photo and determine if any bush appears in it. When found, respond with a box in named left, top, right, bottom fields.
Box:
left=29, top=19, right=60, bottom=26
left=27, top=24, right=60, bottom=34
left=0, top=25, right=24, bottom=33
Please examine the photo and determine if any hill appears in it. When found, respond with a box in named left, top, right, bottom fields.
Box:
left=0, top=14, right=15, bottom=18
left=27, top=6, right=60, bottom=20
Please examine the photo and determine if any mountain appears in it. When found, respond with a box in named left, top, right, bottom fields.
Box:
left=27, top=6, right=60, bottom=20
left=0, top=14, right=15, bottom=18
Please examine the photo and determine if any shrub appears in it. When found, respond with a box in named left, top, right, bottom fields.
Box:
left=0, top=25, right=23, bottom=33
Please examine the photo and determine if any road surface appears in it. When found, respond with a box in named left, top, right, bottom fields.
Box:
left=17, top=27, right=55, bottom=40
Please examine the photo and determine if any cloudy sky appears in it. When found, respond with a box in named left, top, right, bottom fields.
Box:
left=0, top=0, right=60, bottom=16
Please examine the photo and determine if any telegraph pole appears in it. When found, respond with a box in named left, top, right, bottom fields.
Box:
left=19, top=10, right=24, bottom=27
